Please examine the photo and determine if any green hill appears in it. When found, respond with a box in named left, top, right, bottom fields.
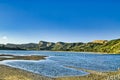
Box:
left=0, top=38, right=120, bottom=54
left=97, top=39, right=120, bottom=53
left=37, top=39, right=120, bottom=54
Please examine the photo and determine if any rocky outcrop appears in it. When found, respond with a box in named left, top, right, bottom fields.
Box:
left=92, top=40, right=108, bottom=44
left=38, top=41, right=55, bottom=50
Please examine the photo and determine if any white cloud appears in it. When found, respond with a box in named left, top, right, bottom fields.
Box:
left=2, top=36, right=8, bottom=40
left=0, top=36, right=8, bottom=44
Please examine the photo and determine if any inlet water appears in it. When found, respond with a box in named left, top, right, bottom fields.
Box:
left=0, top=50, right=120, bottom=77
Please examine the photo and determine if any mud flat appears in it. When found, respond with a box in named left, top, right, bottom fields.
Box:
left=0, top=54, right=53, bottom=80
left=1, top=65, right=120, bottom=80
left=0, top=54, right=46, bottom=61
left=0, top=54, right=120, bottom=80
left=55, top=68, right=120, bottom=80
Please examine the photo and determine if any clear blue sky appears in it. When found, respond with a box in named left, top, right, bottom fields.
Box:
left=0, top=0, right=120, bottom=44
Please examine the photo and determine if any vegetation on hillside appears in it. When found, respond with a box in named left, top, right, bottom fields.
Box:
left=0, top=38, right=120, bottom=54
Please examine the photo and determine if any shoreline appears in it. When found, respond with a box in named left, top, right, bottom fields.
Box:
left=0, top=49, right=119, bottom=55
left=0, top=54, right=54, bottom=80
left=0, top=64, right=120, bottom=80
left=0, top=64, right=53, bottom=80
left=0, top=54, right=46, bottom=61
left=0, top=54, right=120, bottom=80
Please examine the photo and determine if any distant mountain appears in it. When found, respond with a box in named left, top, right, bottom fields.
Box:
left=0, top=38, right=120, bottom=54
left=38, top=39, right=120, bottom=53
left=38, top=41, right=55, bottom=50
left=0, top=43, right=38, bottom=50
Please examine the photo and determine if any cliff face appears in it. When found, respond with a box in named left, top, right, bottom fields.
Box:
left=38, top=41, right=55, bottom=50
left=92, top=40, right=108, bottom=44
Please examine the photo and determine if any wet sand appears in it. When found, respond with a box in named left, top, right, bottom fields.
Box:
left=56, top=69, right=120, bottom=80
left=0, top=54, right=120, bottom=80
left=0, top=54, right=54, bottom=80
left=0, top=54, right=46, bottom=61
left=1, top=64, right=120, bottom=80
left=0, top=65, right=54, bottom=80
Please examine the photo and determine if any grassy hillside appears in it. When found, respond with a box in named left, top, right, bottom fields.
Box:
left=38, top=39, right=120, bottom=54
left=97, top=39, right=120, bottom=53
left=0, top=38, right=120, bottom=54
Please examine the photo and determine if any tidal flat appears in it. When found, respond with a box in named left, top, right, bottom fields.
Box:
left=0, top=51, right=120, bottom=80
left=0, top=63, right=120, bottom=80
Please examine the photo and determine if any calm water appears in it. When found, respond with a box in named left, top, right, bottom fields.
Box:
left=0, top=50, right=120, bottom=77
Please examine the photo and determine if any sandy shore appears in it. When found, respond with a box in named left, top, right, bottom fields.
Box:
left=0, top=65, right=54, bottom=80
left=0, top=54, right=46, bottom=61
left=56, top=69, right=120, bottom=80
left=0, top=54, right=54, bottom=80
left=0, top=54, right=120, bottom=80
left=0, top=64, right=120, bottom=80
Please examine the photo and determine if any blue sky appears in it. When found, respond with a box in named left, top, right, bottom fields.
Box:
left=0, top=0, right=120, bottom=44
